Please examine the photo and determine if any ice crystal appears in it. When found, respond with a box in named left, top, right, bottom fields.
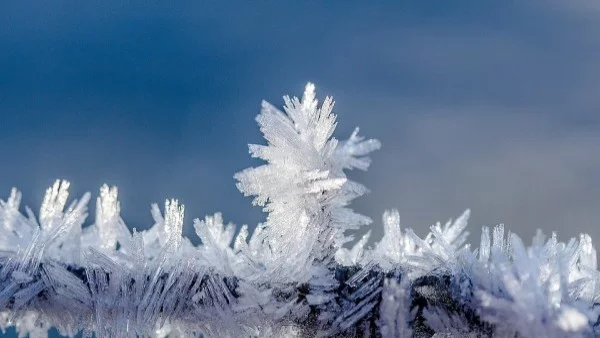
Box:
left=0, top=83, right=598, bottom=337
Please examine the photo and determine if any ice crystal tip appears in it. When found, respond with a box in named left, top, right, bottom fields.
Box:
left=164, top=199, right=184, bottom=239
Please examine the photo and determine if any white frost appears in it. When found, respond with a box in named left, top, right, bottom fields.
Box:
left=0, top=83, right=597, bottom=337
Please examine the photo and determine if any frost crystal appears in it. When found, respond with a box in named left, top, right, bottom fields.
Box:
left=0, top=83, right=598, bottom=337
left=234, top=83, right=380, bottom=283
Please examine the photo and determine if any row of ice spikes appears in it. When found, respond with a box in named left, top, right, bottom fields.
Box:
left=1, top=179, right=598, bottom=336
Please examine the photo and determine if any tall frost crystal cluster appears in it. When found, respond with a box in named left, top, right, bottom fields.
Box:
left=0, top=84, right=599, bottom=337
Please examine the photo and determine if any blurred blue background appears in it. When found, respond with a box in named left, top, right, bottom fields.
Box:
left=1, top=1, right=600, bottom=336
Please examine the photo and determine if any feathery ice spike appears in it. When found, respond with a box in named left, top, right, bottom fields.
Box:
left=0, top=83, right=599, bottom=337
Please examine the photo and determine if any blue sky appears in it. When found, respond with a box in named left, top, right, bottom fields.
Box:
left=1, top=0, right=600, bottom=263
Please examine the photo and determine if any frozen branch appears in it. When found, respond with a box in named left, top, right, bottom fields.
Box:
left=0, top=84, right=598, bottom=337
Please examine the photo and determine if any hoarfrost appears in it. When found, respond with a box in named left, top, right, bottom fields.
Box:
left=0, top=83, right=597, bottom=337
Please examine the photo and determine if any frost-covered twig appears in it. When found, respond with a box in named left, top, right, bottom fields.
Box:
left=0, top=84, right=599, bottom=337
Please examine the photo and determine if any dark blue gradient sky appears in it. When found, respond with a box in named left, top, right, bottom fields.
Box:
left=1, top=1, right=600, bottom=258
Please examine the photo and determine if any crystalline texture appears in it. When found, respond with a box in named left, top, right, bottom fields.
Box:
left=234, top=83, right=380, bottom=282
left=0, top=83, right=598, bottom=337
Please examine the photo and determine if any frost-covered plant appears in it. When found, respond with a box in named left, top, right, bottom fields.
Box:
left=0, top=83, right=598, bottom=337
